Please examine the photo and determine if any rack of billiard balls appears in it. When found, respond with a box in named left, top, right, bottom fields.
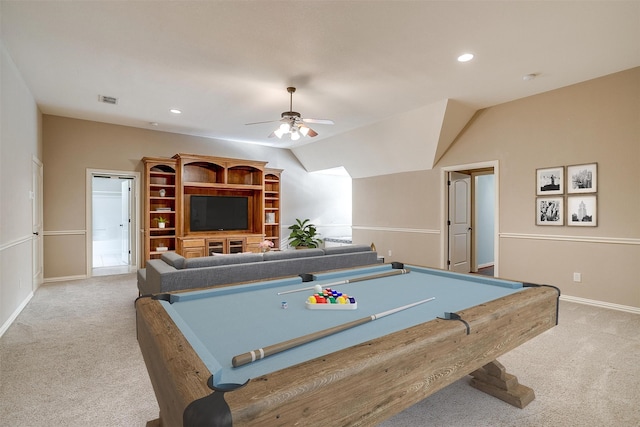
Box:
left=305, top=284, right=357, bottom=310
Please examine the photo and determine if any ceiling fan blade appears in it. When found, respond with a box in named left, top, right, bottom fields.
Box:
left=267, top=131, right=278, bottom=138
left=306, top=127, right=318, bottom=137
left=245, top=119, right=279, bottom=126
left=303, top=118, right=334, bottom=125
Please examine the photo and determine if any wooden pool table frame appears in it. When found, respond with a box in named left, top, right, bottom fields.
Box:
left=136, top=272, right=559, bottom=427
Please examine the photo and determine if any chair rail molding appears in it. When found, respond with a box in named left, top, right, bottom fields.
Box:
left=499, top=232, right=640, bottom=245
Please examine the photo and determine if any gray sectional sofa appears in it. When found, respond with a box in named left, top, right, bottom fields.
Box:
left=137, top=244, right=380, bottom=295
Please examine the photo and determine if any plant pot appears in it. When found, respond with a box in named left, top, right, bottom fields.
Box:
left=158, top=222, right=166, bottom=229
left=295, top=246, right=309, bottom=250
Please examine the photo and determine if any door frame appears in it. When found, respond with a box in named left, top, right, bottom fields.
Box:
left=32, top=155, right=44, bottom=290
left=441, top=161, right=500, bottom=276
left=85, top=169, right=140, bottom=276
left=120, top=179, right=132, bottom=265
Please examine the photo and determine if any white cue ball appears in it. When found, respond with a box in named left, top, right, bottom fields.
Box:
left=313, top=284, right=323, bottom=293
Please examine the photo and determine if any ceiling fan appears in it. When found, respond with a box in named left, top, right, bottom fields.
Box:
left=246, top=87, right=334, bottom=140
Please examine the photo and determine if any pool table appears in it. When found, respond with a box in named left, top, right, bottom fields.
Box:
left=136, top=263, right=559, bottom=426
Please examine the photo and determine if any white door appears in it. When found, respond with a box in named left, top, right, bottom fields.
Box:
left=121, top=179, right=132, bottom=264
left=448, top=172, right=471, bottom=273
left=32, top=158, right=44, bottom=289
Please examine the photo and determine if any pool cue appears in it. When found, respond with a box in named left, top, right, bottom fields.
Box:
left=231, top=296, right=435, bottom=368
left=277, top=268, right=410, bottom=295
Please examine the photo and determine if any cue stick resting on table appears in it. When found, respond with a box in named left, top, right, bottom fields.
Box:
left=232, top=296, right=435, bottom=368
left=277, top=268, right=410, bottom=295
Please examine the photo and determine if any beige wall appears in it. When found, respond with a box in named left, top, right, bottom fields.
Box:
left=354, top=68, right=640, bottom=310
left=0, top=41, right=43, bottom=332
left=42, top=116, right=352, bottom=279
left=352, top=171, right=442, bottom=266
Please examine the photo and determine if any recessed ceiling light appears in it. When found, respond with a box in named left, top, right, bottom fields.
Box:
left=457, top=53, right=474, bottom=62
left=523, top=73, right=538, bottom=81
left=170, top=109, right=182, bottom=114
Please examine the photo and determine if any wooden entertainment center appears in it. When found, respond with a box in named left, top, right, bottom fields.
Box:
left=142, top=153, right=281, bottom=265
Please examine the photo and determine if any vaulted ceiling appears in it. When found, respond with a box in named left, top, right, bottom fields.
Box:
left=2, top=1, right=638, bottom=177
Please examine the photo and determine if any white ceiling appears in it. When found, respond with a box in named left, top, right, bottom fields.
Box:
left=2, top=1, right=639, bottom=152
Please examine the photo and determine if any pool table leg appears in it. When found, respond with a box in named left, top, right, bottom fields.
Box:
left=469, top=360, right=535, bottom=409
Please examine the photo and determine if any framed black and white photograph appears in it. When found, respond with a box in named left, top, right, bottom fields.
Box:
left=567, top=195, right=597, bottom=226
left=536, top=197, right=564, bottom=226
left=567, top=163, right=597, bottom=194
left=536, top=167, right=564, bottom=195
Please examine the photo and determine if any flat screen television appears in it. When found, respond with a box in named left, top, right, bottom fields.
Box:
left=189, top=195, right=249, bottom=232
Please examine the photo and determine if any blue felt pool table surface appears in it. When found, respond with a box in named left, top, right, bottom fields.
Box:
left=159, top=264, right=524, bottom=386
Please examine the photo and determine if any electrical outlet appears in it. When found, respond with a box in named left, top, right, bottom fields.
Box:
left=573, top=272, right=582, bottom=283
left=388, top=249, right=392, bottom=257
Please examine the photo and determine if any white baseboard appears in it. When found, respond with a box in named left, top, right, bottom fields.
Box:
left=560, top=294, right=640, bottom=315
left=43, top=274, right=88, bottom=283
left=0, top=291, right=34, bottom=338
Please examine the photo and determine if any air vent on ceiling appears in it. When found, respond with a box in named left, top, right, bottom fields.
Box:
left=98, top=95, right=118, bottom=105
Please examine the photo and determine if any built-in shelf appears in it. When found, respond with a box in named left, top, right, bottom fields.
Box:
left=143, top=155, right=284, bottom=261
left=264, top=169, right=282, bottom=249
left=143, top=159, right=178, bottom=265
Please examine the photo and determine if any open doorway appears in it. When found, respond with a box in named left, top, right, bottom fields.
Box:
left=87, top=170, right=139, bottom=276
left=443, top=161, right=499, bottom=277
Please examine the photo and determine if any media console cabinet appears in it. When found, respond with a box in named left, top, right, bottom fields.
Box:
left=143, top=154, right=281, bottom=265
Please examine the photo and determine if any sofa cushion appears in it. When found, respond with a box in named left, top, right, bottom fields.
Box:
left=161, top=251, right=186, bottom=269
left=184, top=252, right=264, bottom=269
left=322, top=244, right=371, bottom=255
left=263, top=248, right=324, bottom=261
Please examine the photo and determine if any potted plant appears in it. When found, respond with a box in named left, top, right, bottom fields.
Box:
left=287, top=218, right=322, bottom=249
left=156, top=216, right=169, bottom=229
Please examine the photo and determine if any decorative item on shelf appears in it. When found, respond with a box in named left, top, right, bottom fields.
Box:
left=265, top=212, right=275, bottom=224
left=156, top=217, right=169, bottom=229
left=288, top=218, right=322, bottom=249
left=258, top=240, right=274, bottom=253
left=156, top=246, right=168, bottom=252
left=159, top=188, right=166, bottom=197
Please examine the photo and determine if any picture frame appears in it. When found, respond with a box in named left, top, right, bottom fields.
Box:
left=536, top=197, right=564, bottom=226
left=536, top=167, right=564, bottom=195
left=567, top=163, right=597, bottom=194
left=567, top=195, right=597, bottom=226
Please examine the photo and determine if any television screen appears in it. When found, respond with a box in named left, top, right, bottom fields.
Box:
left=190, top=195, right=249, bottom=231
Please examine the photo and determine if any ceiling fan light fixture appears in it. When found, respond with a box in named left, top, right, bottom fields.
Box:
left=246, top=87, right=334, bottom=141
left=279, top=122, right=291, bottom=133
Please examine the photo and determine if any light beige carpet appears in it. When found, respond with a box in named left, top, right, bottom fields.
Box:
left=1, top=273, right=638, bottom=426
